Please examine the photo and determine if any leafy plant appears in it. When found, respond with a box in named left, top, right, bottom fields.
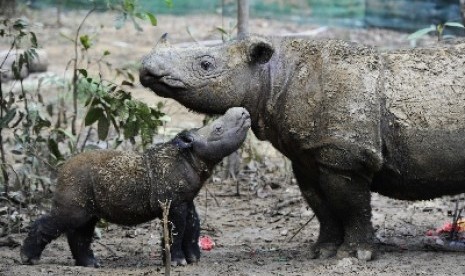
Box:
left=0, top=18, right=43, bottom=196
left=0, top=1, right=165, bottom=235
left=408, top=21, right=465, bottom=42
left=110, top=0, right=158, bottom=31
left=79, top=69, right=164, bottom=147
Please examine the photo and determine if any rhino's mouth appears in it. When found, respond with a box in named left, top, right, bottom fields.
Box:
left=140, top=70, right=187, bottom=96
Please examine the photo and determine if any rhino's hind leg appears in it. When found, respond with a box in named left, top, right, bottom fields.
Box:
left=182, top=202, right=201, bottom=264
left=21, top=215, right=65, bottom=265
left=293, top=163, right=343, bottom=259
left=318, top=166, right=374, bottom=260
left=66, top=217, right=100, bottom=267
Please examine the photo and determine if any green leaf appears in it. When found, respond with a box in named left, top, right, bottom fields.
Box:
left=98, top=115, right=110, bottom=140
left=127, top=72, right=135, bottom=82
left=121, top=80, right=134, bottom=86
left=0, top=108, right=16, bottom=128
left=78, top=68, right=88, bottom=78
left=79, top=34, right=92, bottom=50
left=33, top=116, right=51, bottom=133
left=103, top=50, right=111, bottom=56
left=30, top=32, right=38, bottom=48
left=123, top=120, right=138, bottom=140
left=407, top=25, right=436, bottom=41
left=444, top=22, right=465, bottom=28
left=216, top=27, right=228, bottom=35
left=145, top=12, right=157, bottom=26
left=123, top=0, right=135, bottom=13
left=165, top=0, right=173, bottom=8
left=48, top=138, right=64, bottom=161
left=85, top=107, right=104, bottom=126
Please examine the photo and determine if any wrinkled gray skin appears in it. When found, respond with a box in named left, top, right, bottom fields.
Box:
left=20, top=107, right=250, bottom=267
left=140, top=35, right=465, bottom=260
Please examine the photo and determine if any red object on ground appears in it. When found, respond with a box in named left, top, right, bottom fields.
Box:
left=426, top=218, right=465, bottom=236
left=198, top=235, right=215, bottom=251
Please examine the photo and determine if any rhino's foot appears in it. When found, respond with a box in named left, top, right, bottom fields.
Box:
left=336, top=243, right=374, bottom=261
left=184, top=252, right=200, bottom=264
left=309, top=243, right=338, bottom=259
left=165, top=249, right=189, bottom=266
left=75, top=256, right=100, bottom=268
left=20, top=250, right=40, bottom=265
left=171, top=257, right=188, bottom=266
left=183, top=244, right=200, bottom=264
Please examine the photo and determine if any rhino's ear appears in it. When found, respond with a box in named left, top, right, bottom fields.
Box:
left=173, top=132, right=194, bottom=149
left=248, top=40, right=274, bottom=64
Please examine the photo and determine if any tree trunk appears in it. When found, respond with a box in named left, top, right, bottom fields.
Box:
left=237, top=0, right=249, bottom=39
left=461, top=0, right=465, bottom=26
left=0, top=0, right=16, bottom=18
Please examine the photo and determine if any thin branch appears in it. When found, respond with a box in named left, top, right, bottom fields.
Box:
left=288, top=214, right=316, bottom=242
left=0, top=76, right=9, bottom=193
left=159, top=199, right=172, bottom=276
left=71, top=5, right=96, bottom=135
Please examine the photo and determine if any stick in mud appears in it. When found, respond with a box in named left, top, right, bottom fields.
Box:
left=159, top=199, right=172, bottom=275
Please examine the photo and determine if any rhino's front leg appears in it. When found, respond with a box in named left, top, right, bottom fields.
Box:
left=318, top=167, right=374, bottom=260
left=292, top=162, right=343, bottom=259
left=163, top=202, right=189, bottom=266
left=182, top=201, right=200, bottom=264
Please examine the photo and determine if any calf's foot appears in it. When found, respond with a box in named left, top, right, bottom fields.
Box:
left=183, top=244, right=200, bottom=264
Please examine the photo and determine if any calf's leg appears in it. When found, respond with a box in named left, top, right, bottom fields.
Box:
left=20, top=215, right=66, bottom=265
left=182, top=201, right=201, bottom=263
left=66, top=217, right=99, bottom=267
left=161, top=202, right=188, bottom=266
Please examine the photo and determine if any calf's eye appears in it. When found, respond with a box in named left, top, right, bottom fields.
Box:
left=214, top=126, right=223, bottom=134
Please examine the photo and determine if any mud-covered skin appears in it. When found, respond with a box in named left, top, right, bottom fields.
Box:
left=20, top=107, right=250, bottom=267
left=140, top=36, right=465, bottom=260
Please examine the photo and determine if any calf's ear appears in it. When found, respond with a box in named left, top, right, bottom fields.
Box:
left=173, top=132, right=194, bottom=149
left=248, top=39, right=274, bottom=64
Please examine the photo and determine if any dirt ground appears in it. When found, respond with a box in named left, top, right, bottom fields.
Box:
left=1, top=8, right=465, bottom=276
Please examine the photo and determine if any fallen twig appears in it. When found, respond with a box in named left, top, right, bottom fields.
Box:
left=95, top=241, right=118, bottom=257
left=288, top=214, right=316, bottom=242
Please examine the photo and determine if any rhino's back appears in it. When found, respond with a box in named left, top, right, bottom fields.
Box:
left=56, top=150, right=152, bottom=225
left=375, top=43, right=465, bottom=200
left=382, top=43, right=465, bottom=130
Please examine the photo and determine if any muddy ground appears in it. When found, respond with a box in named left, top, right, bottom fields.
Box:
left=1, top=8, right=465, bottom=276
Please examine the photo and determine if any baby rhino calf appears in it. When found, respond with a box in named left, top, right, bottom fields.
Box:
left=21, top=107, right=251, bottom=267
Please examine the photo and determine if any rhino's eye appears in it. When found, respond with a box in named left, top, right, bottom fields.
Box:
left=201, top=60, right=213, bottom=71
left=194, top=55, right=217, bottom=76
left=214, top=125, right=223, bottom=135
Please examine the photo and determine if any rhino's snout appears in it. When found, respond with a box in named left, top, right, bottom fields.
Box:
left=227, top=107, right=251, bottom=129
left=239, top=109, right=251, bottom=129
left=139, top=67, right=156, bottom=87
left=140, top=57, right=187, bottom=92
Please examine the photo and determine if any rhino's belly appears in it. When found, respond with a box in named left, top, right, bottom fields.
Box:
left=92, top=174, right=153, bottom=225
left=372, top=128, right=465, bottom=200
